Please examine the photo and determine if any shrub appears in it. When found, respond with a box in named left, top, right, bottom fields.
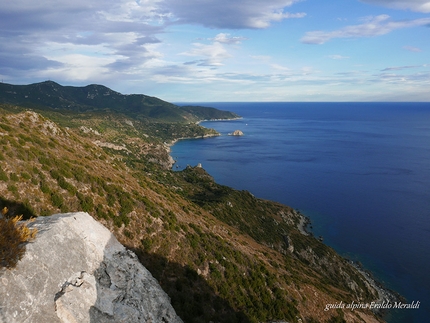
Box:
left=51, top=192, right=64, bottom=209
left=76, top=192, right=94, bottom=212
left=0, top=123, right=11, bottom=131
left=106, top=194, right=116, bottom=207
left=21, top=172, right=31, bottom=180
left=7, top=184, right=18, bottom=193
left=57, top=177, right=76, bottom=195
left=124, top=230, right=134, bottom=239
left=0, top=208, right=37, bottom=269
left=141, top=238, right=153, bottom=251
left=0, top=168, right=7, bottom=181
left=9, top=173, right=19, bottom=181
left=40, top=181, right=51, bottom=194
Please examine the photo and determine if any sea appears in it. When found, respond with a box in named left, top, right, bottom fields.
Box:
left=170, top=102, right=430, bottom=323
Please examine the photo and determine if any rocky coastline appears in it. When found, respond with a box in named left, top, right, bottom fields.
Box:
left=166, top=117, right=401, bottom=321
left=348, top=261, right=404, bottom=315
left=295, top=210, right=403, bottom=318
left=195, top=116, right=243, bottom=125
left=165, top=116, right=241, bottom=168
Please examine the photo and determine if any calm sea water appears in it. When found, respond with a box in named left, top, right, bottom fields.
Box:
left=171, top=102, right=430, bottom=322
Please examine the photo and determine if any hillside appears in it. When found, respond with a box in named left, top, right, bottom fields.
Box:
left=0, top=94, right=390, bottom=322
left=0, top=81, right=239, bottom=123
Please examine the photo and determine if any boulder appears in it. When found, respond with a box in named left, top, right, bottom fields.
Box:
left=229, top=130, right=244, bottom=136
left=0, top=212, right=183, bottom=323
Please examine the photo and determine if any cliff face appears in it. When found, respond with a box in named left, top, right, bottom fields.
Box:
left=0, top=212, right=182, bottom=323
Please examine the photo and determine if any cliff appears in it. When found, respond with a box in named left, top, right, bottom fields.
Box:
left=0, top=212, right=182, bottom=323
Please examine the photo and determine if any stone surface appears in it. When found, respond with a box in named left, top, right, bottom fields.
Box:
left=0, top=212, right=183, bottom=323
left=229, top=130, right=243, bottom=136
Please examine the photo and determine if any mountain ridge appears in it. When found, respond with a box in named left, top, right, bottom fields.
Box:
left=0, top=81, right=239, bottom=123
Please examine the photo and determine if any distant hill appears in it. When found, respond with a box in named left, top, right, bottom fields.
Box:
left=0, top=81, right=239, bottom=123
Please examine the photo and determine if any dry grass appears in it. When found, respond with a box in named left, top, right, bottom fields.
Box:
left=0, top=207, right=37, bottom=269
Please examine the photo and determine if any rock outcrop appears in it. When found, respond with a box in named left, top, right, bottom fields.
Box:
left=0, top=212, right=183, bottom=323
left=229, top=130, right=244, bottom=136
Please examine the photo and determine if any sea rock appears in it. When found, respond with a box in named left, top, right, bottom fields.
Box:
left=0, top=212, right=183, bottom=323
left=229, top=130, right=243, bottom=136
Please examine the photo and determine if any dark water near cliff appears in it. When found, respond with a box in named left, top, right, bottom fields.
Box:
left=171, top=102, right=430, bottom=322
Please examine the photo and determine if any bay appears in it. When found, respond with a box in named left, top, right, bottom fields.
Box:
left=171, top=102, right=430, bottom=322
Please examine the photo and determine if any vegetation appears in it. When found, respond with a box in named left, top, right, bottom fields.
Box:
left=0, top=207, right=37, bottom=269
left=0, top=93, right=383, bottom=323
left=0, top=81, right=239, bottom=124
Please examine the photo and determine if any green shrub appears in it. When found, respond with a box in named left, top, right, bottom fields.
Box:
left=51, top=192, right=64, bottom=208
left=9, top=173, right=19, bottom=181
left=0, top=169, right=7, bottom=181
left=7, top=184, right=18, bottom=193
left=141, top=238, right=153, bottom=251
left=40, top=181, right=51, bottom=194
left=106, top=194, right=116, bottom=207
left=124, top=230, right=134, bottom=239
left=76, top=192, right=94, bottom=212
left=57, top=177, right=76, bottom=195
left=95, top=204, right=108, bottom=220
left=21, top=172, right=31, bottom=180
left=38, top=156, right=51, bottom=167
left=0, top=123, right=11, bottom=131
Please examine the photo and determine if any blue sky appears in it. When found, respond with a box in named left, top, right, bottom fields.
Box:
left=1, top=0, right=429, bottom=101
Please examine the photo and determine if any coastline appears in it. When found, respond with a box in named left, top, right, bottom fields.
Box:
left=165, top=132, right=220, bottom=148
left=168, top=116, right=403, bottom=321
left=165, top=116, right=242, bottom=168
left=296, top=210, right=403, bottom=318
left=167, top=102, right=430, bottom=322
left=195, top=116, right=243, bottom=125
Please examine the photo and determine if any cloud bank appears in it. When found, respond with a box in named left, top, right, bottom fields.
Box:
left=301, top=15, right=430, bottom=44
left=160, top=0, right=306, bottom=29
left=0, top=0, right=306, bottom=82
left=360, top=0, right=430, bottom=13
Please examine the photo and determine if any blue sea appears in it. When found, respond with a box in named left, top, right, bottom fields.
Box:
left=171, top=102, right=430, bottom=323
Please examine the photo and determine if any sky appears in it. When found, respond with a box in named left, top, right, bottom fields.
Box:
left=1, top=0, right=430, bottom=102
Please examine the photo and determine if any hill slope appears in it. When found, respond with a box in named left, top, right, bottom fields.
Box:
left=0, top=97, right=391, bottom=323
left=0, top=81, right=239, bottom=123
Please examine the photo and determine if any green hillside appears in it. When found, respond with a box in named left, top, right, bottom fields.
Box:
left=0, top=81, right=239, bottom=123
left=0, top=86, right=389, bottom=323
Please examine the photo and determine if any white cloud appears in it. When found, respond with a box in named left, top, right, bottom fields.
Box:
left=360, top=0, right=430, bottom=13
left=38, top=54, right=115, bottom=81
left=181, top=42, right=232, bottom=66
left=159, top=0, right=306, bottom=29
left=301, top=15, right=430, bottom=44
left=403, top=46, right=422, bottom=52
left=250, top=55, right=273, bottom=61
left=0, top=0, right=169, bottom=83
left=328, top=55, right=350, bottom=60
left=381, top=65, right=427, bottom=71
left=211, top=33, right=248, bottom=44
left=0, top=0, right=307, bottom=86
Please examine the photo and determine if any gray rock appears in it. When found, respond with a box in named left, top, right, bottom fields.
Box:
left=228, top=130, right=244, bottom=136
left=0, top=212, right=183, bottom=323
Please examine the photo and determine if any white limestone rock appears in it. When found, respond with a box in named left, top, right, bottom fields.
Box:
left=0, top=212, right=183, bottom=323
left=228, top=130, right=244, bottom=136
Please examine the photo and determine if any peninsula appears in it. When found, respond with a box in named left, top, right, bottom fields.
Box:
left=0, top=81, right=394, bottom=323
